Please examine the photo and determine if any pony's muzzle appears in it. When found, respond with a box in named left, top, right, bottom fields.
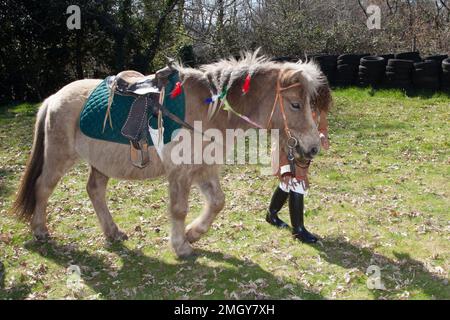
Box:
left=305, top=145, right=319, bottom=158
left=296, top=143, right=320, bottom=160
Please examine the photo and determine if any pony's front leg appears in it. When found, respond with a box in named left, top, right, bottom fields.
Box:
left=168, top=174, right=193, bottom=258
left=186, top=174, right=225, bottom=243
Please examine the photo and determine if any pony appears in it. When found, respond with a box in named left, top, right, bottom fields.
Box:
left=11, top=52, right=325, bottom=257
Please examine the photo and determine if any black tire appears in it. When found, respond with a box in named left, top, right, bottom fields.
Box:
left=391, top=81, right=412, bottom=88
left=338, top=54, right=360, bottom=63
left=314, top=54, right=338, bottom=63
left=385, top=72, right=410, bottom=81
left=441, top=72, right=450, bottom=89
left=414, top=66, right=439, bottom=74
left=359, top=70, right=382, bottom=77
left=361, top=56, right=385, bottom=66
left=388, top=59, right=414, bottom=69
left=414, top=60, right=441, bottom=84
left=414, top=60, right=439, bottom=69
left=385, top=66, right=396, bottom=72
left=414, top=81, right=439, bottom=90
left=442, top=58, right=450, bottom=71
left=359, top=68, right=384, bottom=77
left=379, top=54, right=394, bottom=61
left=335, top=80, right=352, bottom=86
left=395, top=51, right=422, bottom=62
left=337, top=63, right=354, bottom=69
left=413, top=75, right=439, bottom=83
left=424, top=54, right=448, bottom=64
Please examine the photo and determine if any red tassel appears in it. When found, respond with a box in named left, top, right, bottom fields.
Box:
left=242, top=74, right=251, bottom=94
left=170, top=82, right=182, bottom=99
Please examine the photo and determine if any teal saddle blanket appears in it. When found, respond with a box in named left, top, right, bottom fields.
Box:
left=79, top=72, right=185, bottom=146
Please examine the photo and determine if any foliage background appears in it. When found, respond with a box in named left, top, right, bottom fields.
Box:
left=1, top=0, right=450, bottom=102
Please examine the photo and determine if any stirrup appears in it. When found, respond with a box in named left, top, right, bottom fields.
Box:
left=130, top=140, right=150, bottom=168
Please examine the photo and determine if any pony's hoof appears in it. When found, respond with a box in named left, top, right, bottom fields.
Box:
left=173, top=242, right=194, bottom=258
left=185, top=226, right=203, bottom=243
left=33, top=229, right=50, bottom=241
left=106, top=230, right=129, bottom=242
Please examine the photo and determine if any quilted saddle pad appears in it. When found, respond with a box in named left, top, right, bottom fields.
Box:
left=79, top=72, right=185, bottom=146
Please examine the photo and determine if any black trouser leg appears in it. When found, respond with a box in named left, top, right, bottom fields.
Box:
left=289, top=191, right=318, bottom=243
left=266, top=186, right=289, bottom=228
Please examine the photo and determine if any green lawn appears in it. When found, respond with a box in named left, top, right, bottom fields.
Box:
left=0, top=88, right=449, bottom=300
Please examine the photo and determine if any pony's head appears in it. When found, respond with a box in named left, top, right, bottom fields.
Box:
left=269, top=61, right=326, bottom=161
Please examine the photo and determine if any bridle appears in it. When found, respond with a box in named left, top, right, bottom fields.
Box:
left=266, top=72, right=303, bottom=142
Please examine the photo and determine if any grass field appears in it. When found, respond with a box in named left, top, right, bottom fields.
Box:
left=0, top=88, right=449, bottom=300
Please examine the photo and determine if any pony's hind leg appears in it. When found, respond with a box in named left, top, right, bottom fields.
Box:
left=168, top=173, right=193, bottom=258
left=86, top=166, right=128, bottom=241
left=185, top=173, right=225, bottom=244
left=32, top=158, right=76, bottom=239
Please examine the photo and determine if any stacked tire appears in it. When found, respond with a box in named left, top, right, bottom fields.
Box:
left=336, top=54, right=369, bottom=86
left=313, top=55, right=338, bottom=85
left=424, top=54, right=448, bottom=64
left=395, top=52, right=422, bottom=63
left=358, top=56, right=385, bottom=87
left=413, top=60, right=440, bottom=91
left=385, top=59, right=414, bottom=89
left=379, top=54, right=394, bottom=63
left=442, top=58, right=450, bottom=91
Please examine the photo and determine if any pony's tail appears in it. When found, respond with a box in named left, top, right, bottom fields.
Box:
left=10, top=100, right=48, bottom=220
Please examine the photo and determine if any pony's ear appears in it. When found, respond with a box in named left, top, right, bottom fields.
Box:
left=155, top=65, right=174, bottom=88
left=281, top=69, right=304, bottom=87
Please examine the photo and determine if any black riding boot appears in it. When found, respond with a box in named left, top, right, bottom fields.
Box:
left=289, top=191, right=318, bottom=243
left=266, top=187, right=289, bottom=228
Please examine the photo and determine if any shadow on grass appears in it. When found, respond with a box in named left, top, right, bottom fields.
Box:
left=0, top=261, right=33, bottom=299
left=24, top=240, right=323, bottom=300
left=0, top=283, right=33, bottom=300
left=315, top=236, right=448, bottom=299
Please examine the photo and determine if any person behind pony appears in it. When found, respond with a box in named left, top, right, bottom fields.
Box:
left=266, top=82, right=332, bottom=243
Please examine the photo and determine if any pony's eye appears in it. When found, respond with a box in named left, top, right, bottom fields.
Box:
left=291, top=103, right=301, bottom=110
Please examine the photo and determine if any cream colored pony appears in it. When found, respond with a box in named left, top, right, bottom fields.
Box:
left=11, top=52, right=325, bottom=257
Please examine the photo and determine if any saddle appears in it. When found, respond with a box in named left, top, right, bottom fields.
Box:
left=105, top=68, right=173, bottom=168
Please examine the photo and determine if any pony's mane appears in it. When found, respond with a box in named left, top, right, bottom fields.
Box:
left=173, top=50, right=326, bottom=119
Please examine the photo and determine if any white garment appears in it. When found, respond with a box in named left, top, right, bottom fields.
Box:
left=279, top=178, right=307, bottom=195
